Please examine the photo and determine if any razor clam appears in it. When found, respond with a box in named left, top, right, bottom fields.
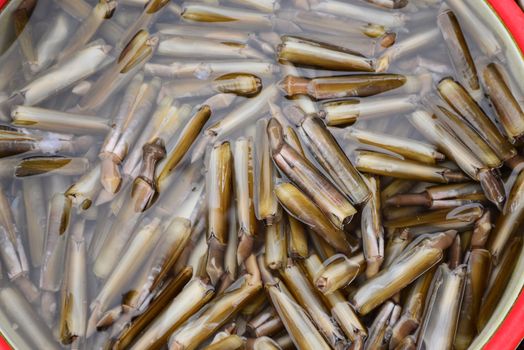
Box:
left=418, top=264, right=467, bottom=350
left=437, top=9, right=480, bottom=96
left=320, top=95, right=418, bottom=127
left=0, top=157, right=89, bottom=178
left=119, top=0, right=170, bottom=48
left=351, top=231, right=456, bottom=315
left=487, top=169, right=524, bottom=264
left=384, top=205, right=483, bottom=234
left=389, top=267, right=436, bottom=348
left=280, top=259, right=348, bottom=349
left=112, top=267, right=193, bottom=350
left=158, top=36, right=264, bottom=59
left=376, top=27, right=441, bottom=72
left=254, top=119, right=280, bottom=224
left=438, top=77, right=516, bottom=162
left=206, top=141, right=233, bottom=285
left=39, top=193, right=72, bottom=324
left=91, top=190, right=144, bottom=275
left=426, top=95, right=501, bottom=169
left=455, top=249, right=492, bottom=349
left=40, top=194, right=72, bottom=293
left=59, top=0, right=117, bottom=61
left=78, top=30, right=158, bottom=112
left=268, top=118, right=356, bottom=229
left=22, top=177, right=47, bottom=266
left=253, top=317, right=285, bottom=338
left=364, top=301, right=398, bottom=350
left=87, top=219, right=162, bottom=336
left=482, top=63, right=524, bottom=143
left=280, top=74, right=417, bottom=100
left=156, top=105, right=212, bottom=188
left=286, top=214, right=308, bottom=259
left=11, top=105, right=110, bottom=135
left=277, top=35, right=374, bottom=72
left=347, top=128, right=445, bottom=165
left=129, top=277, right=214, bottom=350
left=156, top=23, right=251, bottom=42
left=478, top=237, right=522, bottom=331
left=360, top=175, right=384, bottom=277
left=145, top=217, right=194, bottom=296
left=233, top=138, right=256, bottom=263
left=180, top=3, right=273, bottom=28
left=11, top=42, right=112, bottom=106
left=278, top=10, right=387, bottom=38
left=265, top=219, right=286, bottom=271
left=409, top=109, right=484, bottom=180
left=286, top=107, right=369, bottom=205
left=409, top=109, right=505, bottom=207
left=386, top=183, right=485, bottom=209
left=30, top=13, right=74, bottom=74
left=444, top=0, right=502, bottom=58
left=145, top=60, right=277, bottom=79
left=314, top=254, right=362, bottom=294
left=161, top=74, right=262, bottom=100
left=275, top=182, right=357, bottom=254
left=303, top=254, right=367, bottom=342
left=59, top=220, right=87, bottom=345
left=258, top=255, right=331, bottom=350
left=130, top=138, right=166, bottom=212
left=222, top=208, right=239, bottom=290
left=354, top=151, right=467, bottom=183
left=169, top=258, right=262, bottom=350
left=311, top=0, right=406, bottom=27
left=186, top=228, right=209, bottom=278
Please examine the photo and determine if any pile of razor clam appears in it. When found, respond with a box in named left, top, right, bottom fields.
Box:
left=1, top=0, right=524, bottom=349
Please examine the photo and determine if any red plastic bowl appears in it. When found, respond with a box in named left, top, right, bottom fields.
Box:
left=483, top=0, right=524, bottom=346
left=0, top=0, right=522, bottom=349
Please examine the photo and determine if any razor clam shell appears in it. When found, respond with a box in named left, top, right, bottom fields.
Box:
left=16, top=43, right=112, bottom=106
